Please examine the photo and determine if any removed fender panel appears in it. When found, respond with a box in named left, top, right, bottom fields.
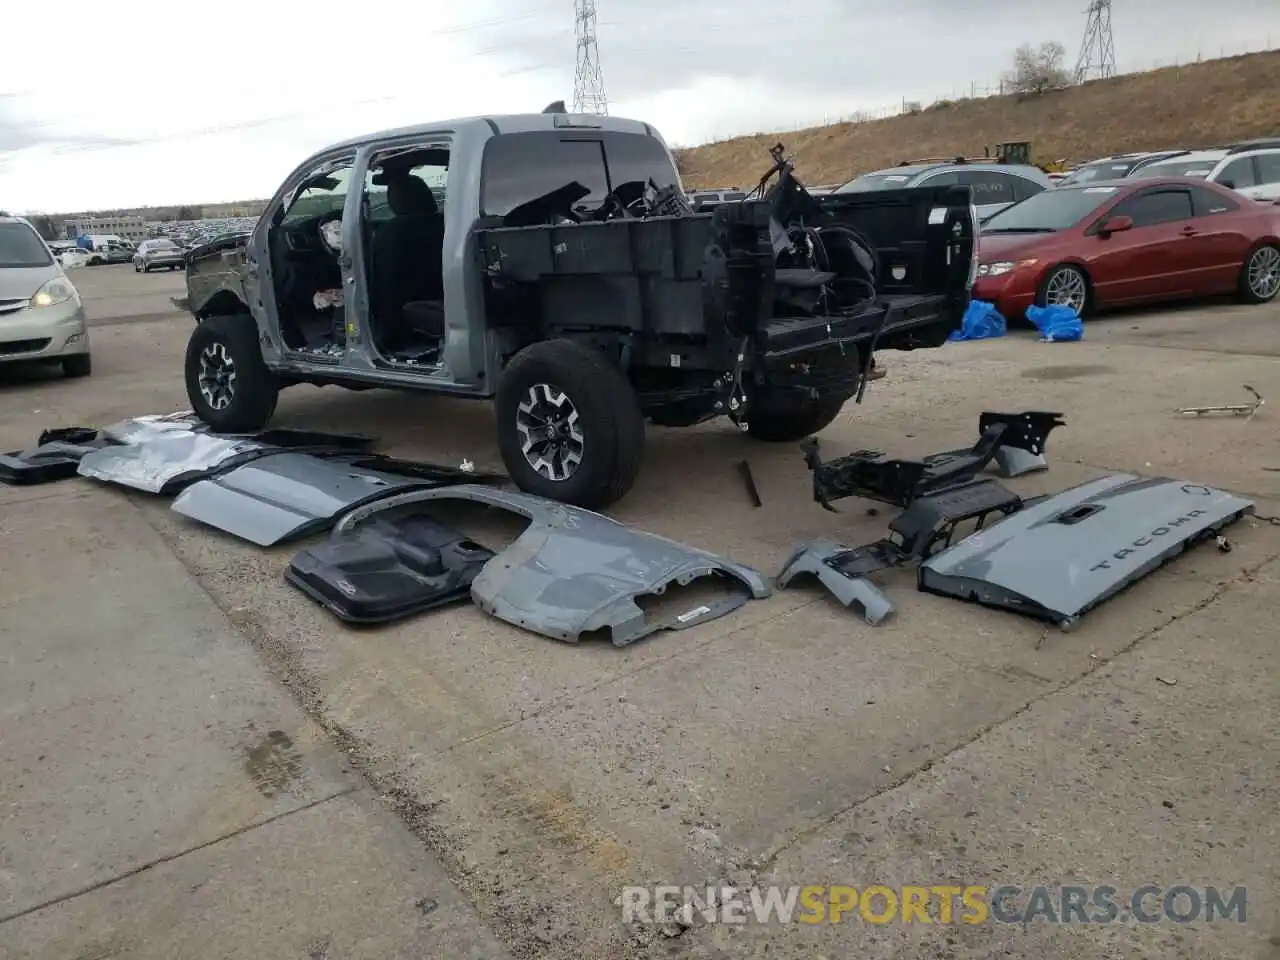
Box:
left=81, top=415, right=376, bottom=495
left=334, top=486, right=773, bottom=646
left=919, top=473, right=1254, bottom=626
left=171, top=453, right=498, bottom=546
left=79, top=432, right=282, bottom=494
left=286, top=513, right=495, bottom=623
left=101, top=411, right=201, bottom=444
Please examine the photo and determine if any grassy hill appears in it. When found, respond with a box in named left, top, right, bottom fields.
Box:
left=676, top=49, right=1280, bottom=189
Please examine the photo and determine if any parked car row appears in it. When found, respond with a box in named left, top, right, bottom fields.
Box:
left=1060, top=139, right=1280, bottom=201
left=150, top=216, right=259, bottom=250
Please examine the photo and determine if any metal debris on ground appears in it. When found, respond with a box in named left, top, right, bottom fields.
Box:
left=1175, top=384, right=1264, bottom=420
left=1156, top=676, right=1178, bottom=686
left=738, top=460, right=762, bottom=508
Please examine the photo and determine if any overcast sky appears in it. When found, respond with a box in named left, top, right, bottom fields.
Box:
left=1, top=0, right=1276, bottom=212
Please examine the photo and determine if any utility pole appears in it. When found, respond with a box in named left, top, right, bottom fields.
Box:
left=1074, top=0, right=1117, bottom=83
left=572, top=0, right=608, bottom=114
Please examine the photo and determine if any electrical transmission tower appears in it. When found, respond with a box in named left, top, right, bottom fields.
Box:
left=1074, top=0, right=1117, bottom=83
left=573, top=0, right=608, bottom=115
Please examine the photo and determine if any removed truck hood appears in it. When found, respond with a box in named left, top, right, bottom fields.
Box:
left=918, top=473, right=1254, bottom=627
left=333, top=485, right=773, bottom=646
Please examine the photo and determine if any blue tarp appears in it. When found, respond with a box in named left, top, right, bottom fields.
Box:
left=1026, top=304, right=1084, bottom=342
left=948, top=299, right=1006, bottom=341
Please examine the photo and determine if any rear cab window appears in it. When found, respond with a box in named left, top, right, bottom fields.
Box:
left=956, top=171, right=1017, bottom=206
left=1063, top=161, right=1136, bottom=184
left=480, top=132, right=680, bottom=218
left=835, top=172, right=919, bottom=193
left=1134, top=156, right=1221, bottom=180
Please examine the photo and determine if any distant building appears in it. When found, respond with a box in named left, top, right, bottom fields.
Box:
left=64, top=215, right=147, bottom=241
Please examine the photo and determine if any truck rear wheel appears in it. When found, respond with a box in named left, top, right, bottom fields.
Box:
left=184, top=313, right=279, bottom=432
left=495, top=339, right=645, bottom=510
left=746, top=390, right=848, bottom=442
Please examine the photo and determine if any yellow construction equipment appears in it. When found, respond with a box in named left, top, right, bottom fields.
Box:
left=994, top=141, right=1071, bottom=173
left=897, top=142, right=1070, bottom=173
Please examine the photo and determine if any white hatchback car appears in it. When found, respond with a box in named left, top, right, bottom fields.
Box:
left=58, top=247, right=93, bottom=270
left=1130, top=140, right=1280, bottom=201
left=0, top=215, right=92, bottom=377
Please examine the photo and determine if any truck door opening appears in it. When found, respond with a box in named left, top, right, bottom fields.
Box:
left=267, top=160, right=353, bottom=356
left=361, top=146, right=450, bottom=368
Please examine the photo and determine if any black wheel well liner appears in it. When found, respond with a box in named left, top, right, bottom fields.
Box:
left=196, top=290, right=249, bottom=319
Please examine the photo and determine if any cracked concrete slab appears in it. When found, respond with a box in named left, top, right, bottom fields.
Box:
left=0, top=478, right=509, bottom=959
left=685, top=567, right=1280, bottom=960
left=0, top=490, right=352, bottom=916
left=0, top=791, right=504, bottom=960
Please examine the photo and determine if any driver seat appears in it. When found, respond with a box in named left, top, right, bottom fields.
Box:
left=369, top=175, right=445, bottom=343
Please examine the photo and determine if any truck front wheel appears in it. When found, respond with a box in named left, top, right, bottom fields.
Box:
left=495, top=339, right=645, bottom=509
left=745, top=390, right=848, bottom=442
left=184, top=313, right=279, bottom=432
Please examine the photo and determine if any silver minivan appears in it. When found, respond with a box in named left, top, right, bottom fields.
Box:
left=0, top=215, right=92, bottom=377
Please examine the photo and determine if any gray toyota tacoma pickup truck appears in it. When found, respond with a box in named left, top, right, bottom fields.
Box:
left=181, top=107, right=978, bottom=508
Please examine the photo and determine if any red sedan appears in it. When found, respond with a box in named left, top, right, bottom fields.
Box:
left=972, top=177, right=1280, bottom=321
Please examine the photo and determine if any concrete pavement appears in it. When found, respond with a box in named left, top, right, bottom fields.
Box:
left=0, top=472, right=510, bottom=957
left=0, top=264, right=1277, bottom=958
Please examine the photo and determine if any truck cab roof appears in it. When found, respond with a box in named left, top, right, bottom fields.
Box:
left=324, top=112, right=661, bottom=156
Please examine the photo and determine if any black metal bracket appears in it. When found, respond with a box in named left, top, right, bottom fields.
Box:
left=973, top=411, right=1066, bottom=457
left=802, top=409, right=1065, bottom=511
left=778, top=476, right=1027, bottom=624
left=826, top=477, right=1025, bottom=577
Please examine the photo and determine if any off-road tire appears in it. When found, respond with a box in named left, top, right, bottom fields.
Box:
left=1238, top=243, right=1280, bottom=304
left=62, top=354, right=92, bottom=378
left=745, top=390, right=848, bottom=442
left=495, top=339, right=645, bottom=509
left=184, top=313, right=279, bottom=432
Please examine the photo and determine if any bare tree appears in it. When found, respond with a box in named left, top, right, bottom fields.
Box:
left=1005, top=41, right=1071, bottom=95
left=28, top=215, right=58, bottom=240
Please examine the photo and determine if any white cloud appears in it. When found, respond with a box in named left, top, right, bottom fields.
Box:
left=1, top=0, right=1276, bottom=211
